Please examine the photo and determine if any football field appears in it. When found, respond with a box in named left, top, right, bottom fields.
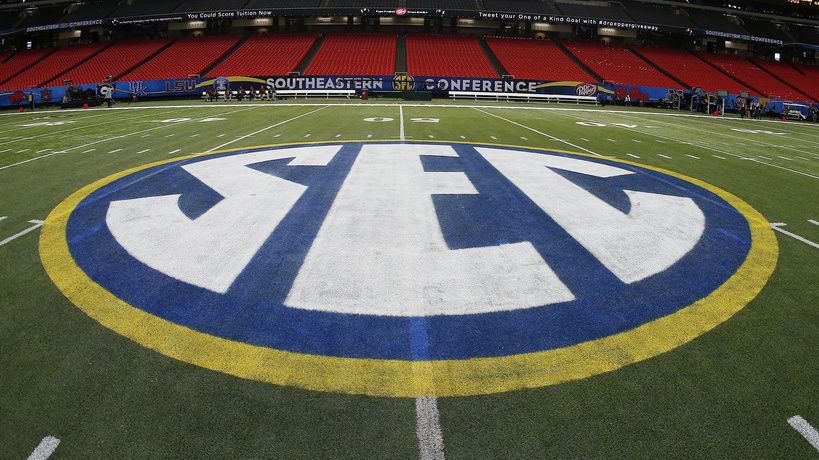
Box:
left=0, top=100, right=817, bottom=458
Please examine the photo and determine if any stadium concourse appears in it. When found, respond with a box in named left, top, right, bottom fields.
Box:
left=0, top=0, right=818, bottom=458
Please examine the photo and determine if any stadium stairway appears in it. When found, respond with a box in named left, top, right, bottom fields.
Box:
left=552, top=38, right=603, bottom=82
left=478, top=36, right=508, bottom=77
left=295, top=34, right=325, bottom=75
left=42, top=42, right=112, bottom=87
left=113, top=39, right=176, bottom=81
left=0, top=48, right=56, bottom=86
left=395, top=33, right=407, bottom=74
left=200, top=35, right=251, bottom=76
left=627, top=45, right=690, bottom=88
left=692, top=51, right=764, bottom=96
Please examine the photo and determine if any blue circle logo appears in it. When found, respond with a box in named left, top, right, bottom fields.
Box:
left=41, top=142, right=777, bottom=396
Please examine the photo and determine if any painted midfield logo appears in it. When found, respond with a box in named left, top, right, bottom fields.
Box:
left=41, top=142, right=776, bottom=396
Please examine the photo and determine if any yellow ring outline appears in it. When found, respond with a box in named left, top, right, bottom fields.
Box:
left=40, top=140, right=778, bottom=398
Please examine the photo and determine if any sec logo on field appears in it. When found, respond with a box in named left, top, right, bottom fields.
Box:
left=40, top=142, right=777, bottom=397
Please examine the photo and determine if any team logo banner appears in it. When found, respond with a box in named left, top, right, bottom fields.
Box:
left=41, top=142, right=776, bottom=397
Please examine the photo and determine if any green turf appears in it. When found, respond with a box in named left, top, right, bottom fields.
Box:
left=0, top=100, right=817, bottom=458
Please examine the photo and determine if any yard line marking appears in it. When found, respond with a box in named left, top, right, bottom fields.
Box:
left=429, top=135, right=435, bottom=139
left=217, top=133, right=226, bottom=138
left=778, top=156, right=793, bottom=161
left=580, top=137, right=590, bottom=142
left=82, top=148, right=96, bottom=153
left=771, top=223, right=819, bottom=249
left=0, top=216, right=6, bottom=222
left=657, top=153, right=672, bottom=159
left=399, top=104, right=405, bottom=141
left=303, top=133, right=311, bottom=138
left=18, top=148, right=29, bottom=152
left=26, top=435, right=60, bottom=460
left=712, top=155, right=727, bottom=160
left=335, top=134, right=342, bottom=138
left=490, top=135, right=497, bottom=140
left=36, top=148, right=51, bottom=153
left=626, top=153, right=640, bottom=159
left=274, top=134, right=281, bottom=138
left=788, top=416, right=819, bottom=452
left=0, top=148, right=10, bottom=153
left=141, top=134, right=151, bottom=137
left=137, top=148, right=151, bottom=153
left=520, top=136, right=528, bottom=140
left=416, top=396, right=446, bottom=460
left=758, top=156, right=772, bottom=160
left=473, top=108, right=602, bottom=157
left=607, top=138, right=617, bottom=142
left=686, top=154, right=700, bottom=160
left=165, top=133, right=175, bottom=138
left=204, top=105, right=328, bottom=153
left=0, top=220, right=44, bottom=247
left=459, top=135, right=466, bottom=139
left=655, top=139, right=665, bottom=143
left=108, top=148, right=122, bottom=153
left=632, top=139, right=642, bottom=143
left=168, top=149, right=181, bottom=155
left=809, top=219, right=819, bottom=226
left=190, top=133, right=199, bottom=137
left=797, top=157, right=809, bottom=161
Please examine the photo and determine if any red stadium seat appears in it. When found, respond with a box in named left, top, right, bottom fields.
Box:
left=406, top=35, right=497, bottom=78
left=565, top=41, right=680, bottom=88
left=486, top=37, right=593, bottom=82
left=121, top=36, right=241, bottom=81
left=207, top=34, right=317, bottom=77
left=634, top=46, right=745, bottom=93
left=700, top=54, right=813, bottom=101
left=305, top=34, right=396, bottom=76
left=750, top=59, right=817, bottom=102
left=51, top=40, right=170, bottom=85
left=1, top=44, right=105, bottom=90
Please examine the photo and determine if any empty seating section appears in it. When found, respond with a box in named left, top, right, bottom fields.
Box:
left=17, top=6, right=64, bottom=29
left=751, top=59, right=818, bottom=102
left=622, top=1, right=695, bottom=28
left=61, top=2, right=118, bottom=22
left=0, top=49, right=52, bottom=85
left=742, top=18, right=790, bottom=42
left=634, top=46, right=743, bottom=93
left=486, top=37, right=593, bottom=81
left=207, top=34, right=316, bottom=77
left=789, top=24, right=819, bottom=44
left=407, top=35, right=496, bottom=78
left=482, top=0, right=556, bottom=14
left=306, top=35, right=395, bottom=76
left=122, top=36, right=241, bottom=80
left=54, top=40, right=169, bottom=85
left=566, top=42, right=678, bottom=88
left=1, top=44, right=105, bottom=90
left=700, top=53, right=809, bottom=100
left=555, top=2, right=631, bottom=21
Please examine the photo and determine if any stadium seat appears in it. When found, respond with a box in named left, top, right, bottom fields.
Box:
left=305, top=34, right=396, bottom=76
left=406, top=35, right=497, bottom=78
left=750, top=59, right=817, bottom=102
left=207, top=34, right=317, bottom=77
left=1, top=44, right=106, bottom=90
left=701, top=53, right=812, bottom=100
left=121, top=36, right=242, bottom=80
left=52, top=39, right=170, bottom=85
left=633, top=46, right=745, bottom=93
left=0, top=48, right=53, bottom=86
left=486, top=37, right=594, bottom=81
left=565, top=42, right=680, bottom=88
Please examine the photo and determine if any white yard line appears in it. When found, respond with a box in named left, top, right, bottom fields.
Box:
left=168, top=149, right=181, bottom=155
left=0, top=148, right=9, bottom=153
left=581, top=137, right=590, bottom=142
left=473, top=107, right=602, bottom=157
left=304, top=133, right=312, bottom=138
left=788, top=416, right=819, bottom=452
left=607, top=138, right=617, bottom=142
left=657, top=153, right=672, bottom=159
left=137, top=148, right=151, bottom=153
left=778, top=156, right=793, bottom=161
left=0, top=220, right=44, bottom=247
left=0, top=215, right=6, bottom=222
left=399, top=104, right=406, bottom=141
left=771, top=223, right=819, bottom=249
left=416, top=396, right=446, bottom=460
left=626, top=153, right=640, bottom=159
left=204, top=105, right=328, bottom=153
left=686, top=154, right=701, bottom=160
left=490, top=135, right=497, bottom=140
left=809, top=219, right=819, bottom=226
left=82, top=149, right=96, bottom=153
left=712, top=155, right=727, bottom=160
left=26, top=436, right=60, bottom=460
left=108, top=148, right=123, bottom=153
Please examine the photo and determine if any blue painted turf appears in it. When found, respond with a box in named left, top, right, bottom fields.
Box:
left=67, top=143, right=751, bottom=360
